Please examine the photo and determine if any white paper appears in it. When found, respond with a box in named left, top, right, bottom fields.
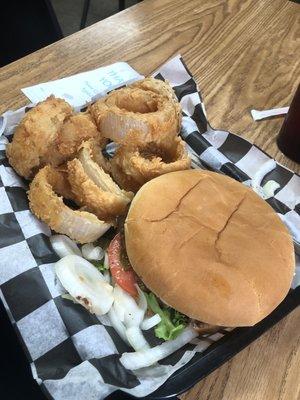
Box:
left=251, top=107, right=289, bottom=121
left=22, top=62, right=144, bottom=108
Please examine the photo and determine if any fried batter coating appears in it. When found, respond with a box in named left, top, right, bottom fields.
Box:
left=6, top=96, right=73, bottom=179
left=54, top=164, right=77, bottom=199
left=28, top=166, right=111, bottom=243
left=130, top=77, right=179, bottom=103
left=57, top=112, right=106, bottom=158
left=83, top=138, right=112, bottom=174
left=89, top=78, right=181, bottom=143
left=110, top=131, right=191, bottom=192
left=67, top=141, right=133, bottom=221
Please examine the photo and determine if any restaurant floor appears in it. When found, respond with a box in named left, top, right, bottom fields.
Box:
left=51, top=0, right=137, bottom=36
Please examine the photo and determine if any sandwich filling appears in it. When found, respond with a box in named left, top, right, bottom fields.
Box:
left=106, top=230, right=220, bottom=340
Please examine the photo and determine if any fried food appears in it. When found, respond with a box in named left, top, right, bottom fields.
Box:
left=110, top=131, right=191, bottom=192
left=89, top=78, right=181, bottom=143
left=57, top=112, right=106, bottom=158
left=7, top=78, right=187, bottom=244
left=28, top=165, right=111, bottom=243
left=67, top=141, right=133, bottom=221
left=6, top=97, right=105, bottom=179
left=85, top=138, right=112, bottom=174
left=130, top=77, right=178, bottom=102
left=6, top=96, right=73, bottom=179
left=51, top=164, right=75, bottom=200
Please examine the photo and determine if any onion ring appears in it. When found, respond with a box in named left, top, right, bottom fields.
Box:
left=84, top=138, right=112, bottom=174
left=57, top=112, right=106, bottom=158
left=130, top=77, right=179, bottom=102
left=110, top=131, right=191, bottom=192
left=6, top=96, right=73, bottom=179
left=28, top=165, right=111, bottom=243
left=89, top=78, right=181, bottom=143
left=67, top=141, right=133, bottom=220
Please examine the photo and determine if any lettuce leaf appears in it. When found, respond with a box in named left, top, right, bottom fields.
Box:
left=91, top=260, right=108, bottom=273
left=145, top=292, right=188, bottom=341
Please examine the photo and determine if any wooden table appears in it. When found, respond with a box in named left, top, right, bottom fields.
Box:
left=0, top=0, right=299, bottom=399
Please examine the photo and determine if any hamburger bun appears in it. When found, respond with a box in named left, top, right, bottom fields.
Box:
left=125, top=170, right=295, bottom=327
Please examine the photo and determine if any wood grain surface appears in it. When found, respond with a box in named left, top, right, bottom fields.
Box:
left=181, top=308, right=300, bottom=400
left=0, top=0, right=299, bottom=399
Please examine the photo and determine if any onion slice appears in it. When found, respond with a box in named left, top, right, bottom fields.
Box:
left=113, top=285, right=146, bottom=327
left=126, top=326, right=150, bottom=351
left=81, top=243, right=104, bottom=261
left=262, top=180, right=280, bottom=199
left=55, top=255, right=114, bottom=315
left=109, top=284, right=149, bottom=350
left=103, top=270, right=111, bottom=283
left=252, top=159, right=276, bottom=192
left=104, top=251, right=109, bottom=269
left=136, top=285, right=147, bottom=314
left=120, top=327, right=198, bottom=370
left=108, top=307, right=129, bottom=344
left=50, top=234, right=82, bottom=258
left=28, top=166, right=112, bottom=243
left=141, top=314, right=161, bottom=330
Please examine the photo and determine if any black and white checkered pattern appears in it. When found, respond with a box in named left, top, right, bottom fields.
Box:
left=0, top=56, right=299, bottom=399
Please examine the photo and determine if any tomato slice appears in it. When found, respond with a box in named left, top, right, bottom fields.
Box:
left=107, top=233, right=137, bottom=297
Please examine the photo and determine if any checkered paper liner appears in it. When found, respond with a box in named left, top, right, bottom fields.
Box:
left=0, top=55, right=299, bottom=400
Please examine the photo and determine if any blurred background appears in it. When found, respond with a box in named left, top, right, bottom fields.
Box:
left=1, top=0, right=141, bottom=67
left=51, top=0, right=139, bottom=36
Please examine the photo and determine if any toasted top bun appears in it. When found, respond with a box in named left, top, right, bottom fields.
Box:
left=125, top=170, right=295, bottom=327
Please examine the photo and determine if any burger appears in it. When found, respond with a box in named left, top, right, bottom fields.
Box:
left=55, top=169, right=295, bottom=368
left=122, top=169, right=295, bottom=333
